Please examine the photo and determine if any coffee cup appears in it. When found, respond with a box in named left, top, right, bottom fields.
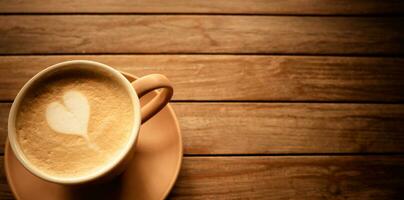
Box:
left=8, top=60, right=173, bottom=185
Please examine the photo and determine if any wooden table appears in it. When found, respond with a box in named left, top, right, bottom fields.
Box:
left=1, top=1, right=404, bottom=199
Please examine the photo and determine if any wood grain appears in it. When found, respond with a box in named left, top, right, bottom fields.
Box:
left=0, top=104, right=6, bottom=154
left=0, top=16, right=403, bottom=55
left=175, top=103, right=404, bottom=154
left=1, top=103, right=404, bottom=154
left=1, top=55, right=404, bottom=101
left=0, top=0, right=403, bottom=15
left=169, top=156, right=404, bottom=199
left=0, top=156, right=12, bottom=200
left=1, top=156, right=404, bottom=199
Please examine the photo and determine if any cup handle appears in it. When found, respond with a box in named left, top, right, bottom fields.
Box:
left=131, top=74, right=173, bottom=124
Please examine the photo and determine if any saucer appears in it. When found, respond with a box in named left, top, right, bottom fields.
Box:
left=4, top=72, right=183, bottom=200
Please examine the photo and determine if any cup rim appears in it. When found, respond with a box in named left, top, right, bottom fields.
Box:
left=8, top=60, right=141, bottom=184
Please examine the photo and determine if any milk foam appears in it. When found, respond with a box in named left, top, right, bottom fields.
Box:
left=16, top=70, right=134, bottom=179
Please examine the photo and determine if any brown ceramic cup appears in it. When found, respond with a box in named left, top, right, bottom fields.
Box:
left=8, top=60, right=173, bottom=185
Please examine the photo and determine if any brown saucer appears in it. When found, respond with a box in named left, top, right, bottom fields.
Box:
left=4, top=72, right=183, bottom=200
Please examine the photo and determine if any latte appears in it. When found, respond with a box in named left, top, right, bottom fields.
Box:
left=15, top=68, right=134, bottom=179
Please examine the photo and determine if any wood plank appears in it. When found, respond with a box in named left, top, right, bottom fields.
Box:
left=0, top=156, right=12, bottom=200
left=175, top=103, right=404, bottom=154
left=0, top=16, right=403, bottom=55
left=1, top=55, right=404, bottom=101
left=1, top=156, right=404, bottom=199
left=1, top=103, right=404, bottom=154
left=169, top=156, right=404, bottom=199
left=0, top=104, right=6, bottom=154
left=0, top=0, right=403, bottom=15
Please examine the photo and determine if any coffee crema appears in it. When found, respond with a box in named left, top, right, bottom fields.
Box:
left=15, top=69, right=134, bottom=179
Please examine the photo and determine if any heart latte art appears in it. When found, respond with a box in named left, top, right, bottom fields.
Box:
left=46, top=90, right=90, bottom=139
left=15, top=69, right=134, bottom=179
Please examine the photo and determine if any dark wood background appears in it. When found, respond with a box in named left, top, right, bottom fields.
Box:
left=0, top=1, right=404, bottom=199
